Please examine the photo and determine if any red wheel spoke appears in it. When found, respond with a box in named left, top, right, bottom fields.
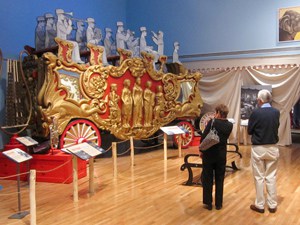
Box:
left=173, top=121, right=194, bottom=148
left=82, top=126, right=92, bottom=138
left=60, top=119, right=101, bottom=148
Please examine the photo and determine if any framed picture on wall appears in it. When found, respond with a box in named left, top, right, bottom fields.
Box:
left=278, top=6, right=300, bottom=42
left=240, top=85, right=272, bottom=120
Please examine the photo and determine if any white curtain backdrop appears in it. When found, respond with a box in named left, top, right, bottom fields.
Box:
left=184, top=55, right=300, bottom=146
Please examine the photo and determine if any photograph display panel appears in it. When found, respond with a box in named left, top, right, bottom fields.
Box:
left=240, top=85, right=272, bottom=120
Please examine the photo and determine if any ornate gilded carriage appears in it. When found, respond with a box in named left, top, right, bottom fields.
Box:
left=36, top=38, right=203, bottom=149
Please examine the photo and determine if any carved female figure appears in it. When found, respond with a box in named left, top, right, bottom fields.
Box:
left=132, top=77, right=143, bottom=127
left=143, top=81, right=155, bottom=127
left=154, top=85, right=164, bottom=120
left=121, top=79, right=133, bottom=128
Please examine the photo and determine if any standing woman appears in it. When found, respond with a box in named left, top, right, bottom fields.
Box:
left=201, top=104, right=233, bottom=210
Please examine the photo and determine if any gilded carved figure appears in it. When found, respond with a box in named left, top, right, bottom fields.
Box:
left=108, top=83, right=121, bottom=123
left=132, top=77, right=143, bottom=127
left=154, top=85, right=165, bottom=121
left=121, top=79, right=133, bottom=128
left=143, top=81, right=155, bottom=127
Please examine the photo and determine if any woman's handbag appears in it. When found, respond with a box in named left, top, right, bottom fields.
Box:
left=199, top=119, right=220, bottom=151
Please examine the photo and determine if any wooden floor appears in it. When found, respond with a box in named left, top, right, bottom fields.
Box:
left=1, top=137, right=300, bottom=225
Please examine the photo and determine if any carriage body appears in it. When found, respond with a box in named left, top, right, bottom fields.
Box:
left=37, top=39, right=203, bottom=148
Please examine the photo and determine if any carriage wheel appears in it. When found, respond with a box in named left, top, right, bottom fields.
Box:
left=173, top=121, right=194, bottom=148
left=60, top=119, right=101, bottom=149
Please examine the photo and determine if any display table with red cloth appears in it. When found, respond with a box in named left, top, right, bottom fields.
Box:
left=0, top=149, right=87, bottom=184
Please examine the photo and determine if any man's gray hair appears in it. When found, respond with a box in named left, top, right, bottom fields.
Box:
left=257, top=89, right=272, bottom=103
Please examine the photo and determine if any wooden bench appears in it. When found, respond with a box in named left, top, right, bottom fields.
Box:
left=180, top=143, right=242, bottom=186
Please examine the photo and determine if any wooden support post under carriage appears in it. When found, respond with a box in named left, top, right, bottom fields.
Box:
left=112, top=142, right=117, bottom=179
left=163, top=133, right=168, bottom=161
left=130, top=137, right=134, bottom=167
left=72, top=156, right=78, bottom=202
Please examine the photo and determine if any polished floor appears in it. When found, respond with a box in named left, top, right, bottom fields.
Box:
left=1, top=136, right=300, bottom=225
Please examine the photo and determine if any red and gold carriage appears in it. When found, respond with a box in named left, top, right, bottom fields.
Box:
left=36, top=38, right=203, bottom=149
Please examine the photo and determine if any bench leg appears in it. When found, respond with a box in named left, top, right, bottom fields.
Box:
left=230, top=161, right=239, bottom=170
left=185, top=167, right=194, bottom=185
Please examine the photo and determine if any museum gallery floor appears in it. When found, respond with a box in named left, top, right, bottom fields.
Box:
left=0, top=139, right=300, bottom=225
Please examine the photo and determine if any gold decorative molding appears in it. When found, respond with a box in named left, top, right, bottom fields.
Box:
left=87, top=43, right=104, bottom=66
left=55, top=37, right=74, bottom=63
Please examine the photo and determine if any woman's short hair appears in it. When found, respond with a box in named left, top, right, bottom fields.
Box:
left=257, top=89, right=272, bottom=103
left=215, top=104, right=229, bottom=118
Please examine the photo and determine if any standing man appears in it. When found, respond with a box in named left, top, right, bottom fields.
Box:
left=172, top=41, right=181, bottom=64
left=104, top=28, right=114, bottom=56
left=116, top=21, right=130, bottom=50
left=151, top=30, right=164, bottom=56
left=45, top=13, right=56, bottom=48
left=35, top=16, right=46, bottom=51
left=139, top=26, right=154, bottom=54
left=248, top=89, right=280, bottom=214
left=76, top=21, right=86, bottom=51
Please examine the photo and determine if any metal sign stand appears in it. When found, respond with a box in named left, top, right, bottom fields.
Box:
left=8, top=163, right=29, bottom=219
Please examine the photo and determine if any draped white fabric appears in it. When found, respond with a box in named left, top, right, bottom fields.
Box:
left=185, top=56, right=300, bottom=146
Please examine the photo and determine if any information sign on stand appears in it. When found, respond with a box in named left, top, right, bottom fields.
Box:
left=16, top=136, right=38, bottom=147
left=160, top=126, right=185, bottom=135
left=62, top=142, right=105, bottom=201
left=3, top=148, right=33, bottom=163
left=2, top=148, right=32, bottom=219
left=160, top=126, right=185, bottom=160
left=63, top=141, right=105, bottom=160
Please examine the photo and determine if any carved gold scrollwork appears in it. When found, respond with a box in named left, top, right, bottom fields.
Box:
left=80, top=65, right=108, bottom=99
left=109, top=57, right=146, bottom=78
left=117, top=48, right=132, bottom=64
left=126, top=58, right=146, bottom=77
left=162, top=74, right=180, bottom=101
left=87, top=43, right=104, bottom=66
left=141, top=51, right=164, bottom=81
left=55, top=37, right=74, bottom=63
